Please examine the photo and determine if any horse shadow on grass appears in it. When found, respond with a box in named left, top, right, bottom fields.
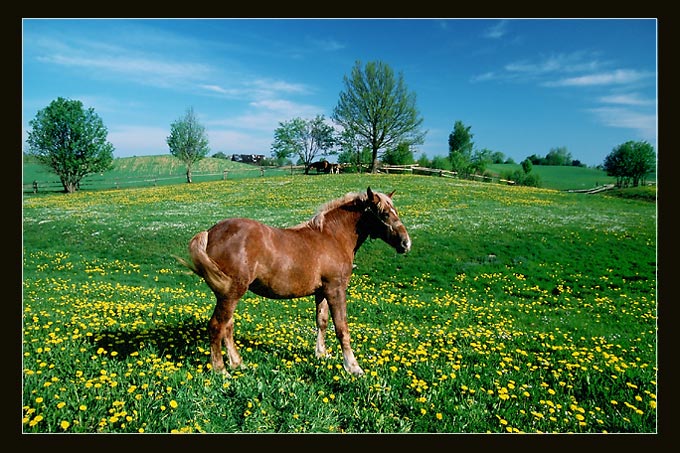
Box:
left=89, top=318, right=319, bottom=368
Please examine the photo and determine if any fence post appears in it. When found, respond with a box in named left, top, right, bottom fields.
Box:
left=223, top=170, right=228, bottom=180
left=260, top=168, right=264, bottom=177
left=33, top=180, right=38, bottom=193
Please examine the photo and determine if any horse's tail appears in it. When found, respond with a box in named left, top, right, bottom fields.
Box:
left=177, top=231, right=233, bottom=295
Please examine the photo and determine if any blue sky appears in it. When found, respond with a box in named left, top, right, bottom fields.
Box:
left=22, top=18, right=657, bottom=166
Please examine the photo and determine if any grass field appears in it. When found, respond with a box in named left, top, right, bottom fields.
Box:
left=22, top=155, right=294, bottom=192
left=22, top=172, right=657, bottom=433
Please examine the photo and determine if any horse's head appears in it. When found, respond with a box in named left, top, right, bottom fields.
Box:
left=362, top=187, right=411, bottom=254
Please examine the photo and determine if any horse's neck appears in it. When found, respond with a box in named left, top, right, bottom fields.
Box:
left=324, top=206, right=365, bottom=254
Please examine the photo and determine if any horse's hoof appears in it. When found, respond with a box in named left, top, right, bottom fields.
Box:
left=344, top=363, right=364, bottom=376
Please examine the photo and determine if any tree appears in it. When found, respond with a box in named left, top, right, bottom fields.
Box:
left=544, top=146, right=572, bottom=166
left=448, top=120, right=474, bottom=176
left=603, top=140, right=656, bottom=187
left=271, top=115, right=336, bottom=174
left=167, top=107, right=210, bottom=183
left=332, top=60, right=426, bottom=173
left=382, top=142, right=415, bottom=166
left=26, top=97, right=114, bottom=193
left=470, top=148, right=493, bottom=175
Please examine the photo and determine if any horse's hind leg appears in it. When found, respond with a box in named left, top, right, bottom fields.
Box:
left=315, top=293, right=330, bottom=358
left=208, top=293, right=245, bottom=374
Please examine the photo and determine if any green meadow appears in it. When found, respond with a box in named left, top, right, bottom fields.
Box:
left=22, top=171, right=657, bottom=433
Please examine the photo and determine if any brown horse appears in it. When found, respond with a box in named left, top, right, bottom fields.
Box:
left=308, top=160, right=329, bottom=174
left=181, top=187, right=411, bottom=376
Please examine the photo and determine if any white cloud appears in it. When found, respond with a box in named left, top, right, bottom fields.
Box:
left=544, top=69, right=652, bottom=87
left=36, top=49, right=212, bottom=90
left=588, top=107, right=656, bottom=142
left=598, top=93, right=655, bottom=106
left=483, top=20, right=509, bottom=39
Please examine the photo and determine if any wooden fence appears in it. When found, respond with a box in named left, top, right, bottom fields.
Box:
left=23, top=163, right=516, bottom=194
left=379, top=164, right=515, bottom=185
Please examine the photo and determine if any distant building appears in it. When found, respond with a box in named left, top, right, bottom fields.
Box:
left=231, top=154, right=265, bottom=164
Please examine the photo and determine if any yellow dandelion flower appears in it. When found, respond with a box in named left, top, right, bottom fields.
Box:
left=170, top=400, right=178, bottom=409
left=60, top=420, right=70, bottom=430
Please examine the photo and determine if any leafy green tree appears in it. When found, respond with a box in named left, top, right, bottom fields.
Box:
left=336, top=128, right=371, bottom=172
left=470, top=148, right=493, bottom=175
left=167, top=107, right=210, bottom=183
left=212, top=151, right=228, bottom=159
left=448, top=120, right=474, bottom=176
left=603, top=140, right=656, bottom=187
left=26, top=97, right=114, bottom=193
left=490, top=151, right=506, bottom=164
left=332, top=60, right=426, bottom=173
left=382, top=142, right=415, bottom=165
left=271, top=115, right=336, bottom=174
left=544, top=146, right=572, bottom=166
left=431, top=155, right=453, bottom=171
left=416, top=153, right=431, bottom=168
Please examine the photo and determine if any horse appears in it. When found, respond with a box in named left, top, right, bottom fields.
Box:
left=179, top=187, right=411, bottom=376
left=308, top=160, right=329, bottom=174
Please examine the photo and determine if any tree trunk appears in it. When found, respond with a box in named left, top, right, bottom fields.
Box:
left=370, top=146, right=379, bottom=174
left=186, top=168, right=192, bottom=183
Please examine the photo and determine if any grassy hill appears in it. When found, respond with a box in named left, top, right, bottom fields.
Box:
left=487, top=163, right=616, bottom=191
left=23, top=154, right=287, bottom=192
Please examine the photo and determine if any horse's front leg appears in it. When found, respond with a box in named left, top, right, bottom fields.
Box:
left=325, top=285, right=364, bottom=376
left=315, top=293, right=330, bottom=359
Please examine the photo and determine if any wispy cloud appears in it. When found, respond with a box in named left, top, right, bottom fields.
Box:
left=33, top=36, right=213, bottom=90
left=308, top=37, right=345, bottom=52
left=472, top=52, right=605, bottom=83
left=588, top=107, right=656, bottom=142
left=483, top=20, right=509, bottom=39
left=506, top=52, right=603, bottom=76
left=598, top=93, right=656, bottom=106
left=544, top=69, right=653, bottom=87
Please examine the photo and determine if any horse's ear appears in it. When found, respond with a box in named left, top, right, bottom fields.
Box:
left=388, top=190, right=395, bottom=198
left=367, top=186, right=375, bottom=200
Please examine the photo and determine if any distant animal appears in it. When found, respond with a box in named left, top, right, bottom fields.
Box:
left=329, top=163, right=341, bottom=174
left=179, top=187, right=411, bottom=376
left=308, top=160, right=330, bottom=174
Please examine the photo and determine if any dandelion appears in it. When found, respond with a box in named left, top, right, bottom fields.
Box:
left=60, top=420, right=70, bottom=430
left=170, top=400, right=178, bottom=409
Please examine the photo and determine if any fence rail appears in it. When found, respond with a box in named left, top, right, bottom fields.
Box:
left=379, top=164, right=515, bottom=185
left=24, top=163, right=516, bottom=194
left=23, top=165, right=310, bottom=194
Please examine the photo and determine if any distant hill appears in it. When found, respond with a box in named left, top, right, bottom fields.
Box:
left=487, top=164, right=620, bottom=191
left=23, top=154, right=271, bottom=192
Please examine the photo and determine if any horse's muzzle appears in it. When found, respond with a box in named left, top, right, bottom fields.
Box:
left=396, top=237, right=412, bottom=254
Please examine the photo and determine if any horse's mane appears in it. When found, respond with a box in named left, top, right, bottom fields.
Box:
left=291, top=192, right=366, bottom=232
